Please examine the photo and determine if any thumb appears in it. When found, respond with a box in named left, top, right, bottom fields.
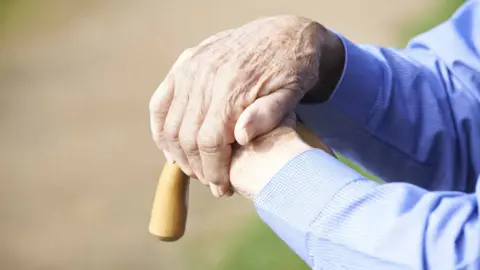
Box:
left=235, top=89, right=300, bottom=145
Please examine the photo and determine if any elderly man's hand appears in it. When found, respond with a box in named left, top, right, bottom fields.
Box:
left=149, top=15, right=341, bottom=197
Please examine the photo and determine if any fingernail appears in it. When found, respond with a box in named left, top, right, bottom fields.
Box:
left=183, top=165, right=193, bottom=176
left=210, top=184, right=221, bottom=198
left=241, top=127, right=250, bottom=145
left=244, top=128, right=249, bottom=142
left=163, top=151, right=174, bottom=164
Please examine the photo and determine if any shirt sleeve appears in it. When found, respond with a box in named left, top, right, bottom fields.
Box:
left=296, top=0, right=480, bottom=192
left=254, top=149, right=480, bottom=269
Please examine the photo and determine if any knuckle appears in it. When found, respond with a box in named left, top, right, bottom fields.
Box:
left=152, top=131, right=166, bottom=149
left=172, top=47, right=196, bottom=71
left=164, top=126, right=180, bottom=143
left=148, top=98, right=162, bottom=115
left=151, top=129, right=163, bottom=141
left=197, top=133, right=222, bottom=154
left=179, top=135, right=198, bottom=155
left=180, top=47, right=195, bottom=61
left=198, top=142, right=222, bottom=155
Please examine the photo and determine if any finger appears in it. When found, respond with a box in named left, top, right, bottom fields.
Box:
left=282, top=111, right=297, bottom=128
left=234, top=88, right=300, bottom=145
left=208, top=181, right=234, bottom=197
left=178, top=67, right=213, bottom=185
left=209, top=183, right=221, bottom=197
left=163, top=150, right=174, bottom=164
left=198, top=102, right=235, bottom=198
left=164, top=74, right=193, bottom=176
left=149, top=74, right=175, bottom=150
left=208, top=183, right=233, bottom=197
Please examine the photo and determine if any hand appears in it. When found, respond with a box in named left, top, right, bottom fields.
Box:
left=149, top=15, right=339, bottom=197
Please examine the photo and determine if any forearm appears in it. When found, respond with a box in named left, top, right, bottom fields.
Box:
left=254, top=149, right=480, bottom=269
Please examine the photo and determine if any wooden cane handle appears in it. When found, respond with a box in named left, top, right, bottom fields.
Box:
left=149, top=123, right=332, bottom=241
left=148, top=161, right=189, bottom=241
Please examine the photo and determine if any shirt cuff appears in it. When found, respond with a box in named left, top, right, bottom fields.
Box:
left=253, top=149, right=364, bottom=265
left=296, top=34, right=383, bottom=137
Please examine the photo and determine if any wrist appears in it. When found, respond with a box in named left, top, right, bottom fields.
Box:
left=230, top=131, right=312, bottom=199
left=300, top=29, right=345, bottom=104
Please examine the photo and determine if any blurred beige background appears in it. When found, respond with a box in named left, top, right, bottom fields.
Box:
left=0, top=0, right=433, bottom=269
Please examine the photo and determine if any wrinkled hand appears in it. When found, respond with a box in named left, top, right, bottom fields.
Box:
left=149, top=15, right=326, bottom=197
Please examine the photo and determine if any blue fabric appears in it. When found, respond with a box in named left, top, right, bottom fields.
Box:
left=254, top=1, right=480, bottom=269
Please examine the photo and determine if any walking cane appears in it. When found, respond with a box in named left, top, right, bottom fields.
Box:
left=148, top=123, right=334, bottom=241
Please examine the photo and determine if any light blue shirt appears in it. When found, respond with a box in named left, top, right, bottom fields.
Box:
left=254, top=1, right=480, bottom=269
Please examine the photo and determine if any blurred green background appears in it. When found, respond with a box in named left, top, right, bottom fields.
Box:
left=0, top=0, right=462, bottom=269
